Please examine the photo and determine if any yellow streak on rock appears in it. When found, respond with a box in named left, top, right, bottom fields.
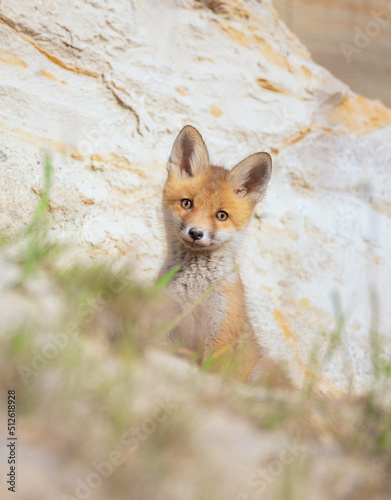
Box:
left=0, top=46, right=26, bottom=67
left=260, top=41, right=289, bottom=69
left=328, top=95, right=391, bottom=133
left=203, top=0, right=253, bottom=20
left=216, top=19, right=258, bottom=46
left=216, top=19, right=290, bottom=70
left=297, top=297, right=311, bottom=308
left=285, top=127, right=311, bottom=147
left=0, top=121, right=157, bottom=182
left=175, top=87, right=187, bottom=96
left=40, top=70, right=66, bottom=84
left=273, top=309, right=298, bottom=342
left=90, top=153, right=148, bottom=177
left=0, top=18, right=99, bottom=78
left=273, top=308, right=319, bottom=382
left=300, top=64, right=313, bottom=79
left=208, top=0, right=311, bottom=61
left=357, top=250, right=385, bottom=266
left=0, top=120, right=73, bottom=155
left=210, top=105, right=223, bottom=117
left=256, top=78, right=284, bottom=93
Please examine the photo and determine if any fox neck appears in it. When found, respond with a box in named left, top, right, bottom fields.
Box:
left=165, top=230, right=245, bottom=279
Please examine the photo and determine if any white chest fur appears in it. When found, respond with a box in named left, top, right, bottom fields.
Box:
left=164, top=252, right=234, bottom=352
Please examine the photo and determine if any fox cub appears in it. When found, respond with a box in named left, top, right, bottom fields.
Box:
left=158, top=125, right=286, bottom=384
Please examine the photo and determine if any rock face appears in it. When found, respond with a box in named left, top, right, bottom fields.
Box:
left=1, top=0, right=391, bottom=392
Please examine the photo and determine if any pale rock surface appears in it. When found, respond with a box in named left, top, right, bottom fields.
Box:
left=1, top=0, right=391, bottom=393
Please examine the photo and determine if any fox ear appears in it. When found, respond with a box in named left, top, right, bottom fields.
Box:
left=228, top=152, right=272, bottom=203
left=168, top=125, right=209, bottom=177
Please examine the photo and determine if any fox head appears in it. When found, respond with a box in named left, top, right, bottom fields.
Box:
left=163, top=125, right=272, bottom=252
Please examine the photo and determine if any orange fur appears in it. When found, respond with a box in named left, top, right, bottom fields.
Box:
left=204, top=277, right=261, bottom=381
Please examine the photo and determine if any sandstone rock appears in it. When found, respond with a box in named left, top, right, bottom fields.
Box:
left=0, top=0, right=391, bottom=393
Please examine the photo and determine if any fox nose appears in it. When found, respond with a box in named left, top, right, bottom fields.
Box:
left=189, top=228, right=204, bottom=241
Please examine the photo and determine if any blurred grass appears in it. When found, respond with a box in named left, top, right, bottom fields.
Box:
left=0, top=157, right=391, bottom=499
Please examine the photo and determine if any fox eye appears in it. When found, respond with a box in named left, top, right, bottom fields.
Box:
left=216, top=210, right=228, bottom=221
left=181, top=199, right=192, bottom=209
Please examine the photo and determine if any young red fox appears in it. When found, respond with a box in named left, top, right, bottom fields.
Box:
left=158, top=125, right=288, bottom=384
